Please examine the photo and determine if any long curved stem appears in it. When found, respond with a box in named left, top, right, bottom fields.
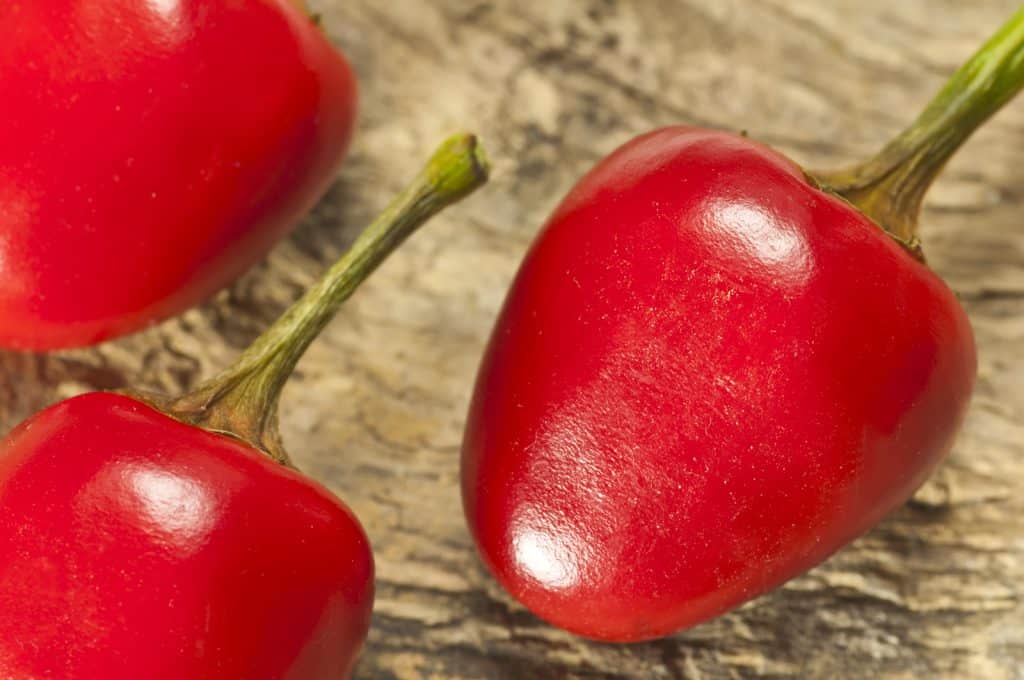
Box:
left=817, top=7, right=1024, bottom=251
left=152, top=134, right=490, bottom=465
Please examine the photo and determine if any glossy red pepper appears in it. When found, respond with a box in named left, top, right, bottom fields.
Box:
left=0, top=135, right=489, bottom=678
left=0, top=0, right=357, bottom=350
left=0, top=392, right=374, bottom=678
left=462, top=11, right=1024, bottom=641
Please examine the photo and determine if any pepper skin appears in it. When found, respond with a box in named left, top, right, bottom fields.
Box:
left=461, top=128, right=976, bottom=641
left=0, top=392, right=373, bottom=678
left=0, top=0, right=356, bottom=349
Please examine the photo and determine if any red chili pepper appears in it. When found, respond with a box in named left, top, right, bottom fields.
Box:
left=462, top=11, right=1024, bottom=641
left=0, top=135, right=489, bottom=677
left=0, top=0, right=356, bottom=350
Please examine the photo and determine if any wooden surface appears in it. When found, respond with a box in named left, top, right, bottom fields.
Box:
left=5, top=1, right=1023, bottom=677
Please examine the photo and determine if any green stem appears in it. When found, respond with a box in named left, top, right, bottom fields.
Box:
left=817, top=6, right=1024, bottom=251
left=152, top=134, right=490, bottom=465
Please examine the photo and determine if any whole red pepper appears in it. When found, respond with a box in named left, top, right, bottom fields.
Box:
left=0, top=0, right=356, bottom=350
left=0, top=135, right=489, bottom=678
left=462, top=11, right=1024, bottom=641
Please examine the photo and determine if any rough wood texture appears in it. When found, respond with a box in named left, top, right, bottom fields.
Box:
left=4, top=1, right=1022, bottom=677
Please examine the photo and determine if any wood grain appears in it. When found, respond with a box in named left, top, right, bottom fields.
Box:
left=6, top=1, right=1022, bottom=677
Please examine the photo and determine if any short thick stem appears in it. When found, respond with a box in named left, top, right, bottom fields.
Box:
left=142, top=134, right=489, bottom=465
left=816, top=7, right=1024, bottom=251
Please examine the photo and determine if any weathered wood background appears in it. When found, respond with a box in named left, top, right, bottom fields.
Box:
left=4, top=0, right=1022, bottom=677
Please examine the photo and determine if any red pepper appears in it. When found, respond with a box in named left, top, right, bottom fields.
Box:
left=462, top=11, right=1024, bottom=641
left=0, top=0, right=356, bottom=350
left=0, top=135, right=489, bottom=677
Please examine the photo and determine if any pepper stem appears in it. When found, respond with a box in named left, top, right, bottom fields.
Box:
left=153, top=134, right=490, bottom=465
left=816, top=7, right=1024, bottom=251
